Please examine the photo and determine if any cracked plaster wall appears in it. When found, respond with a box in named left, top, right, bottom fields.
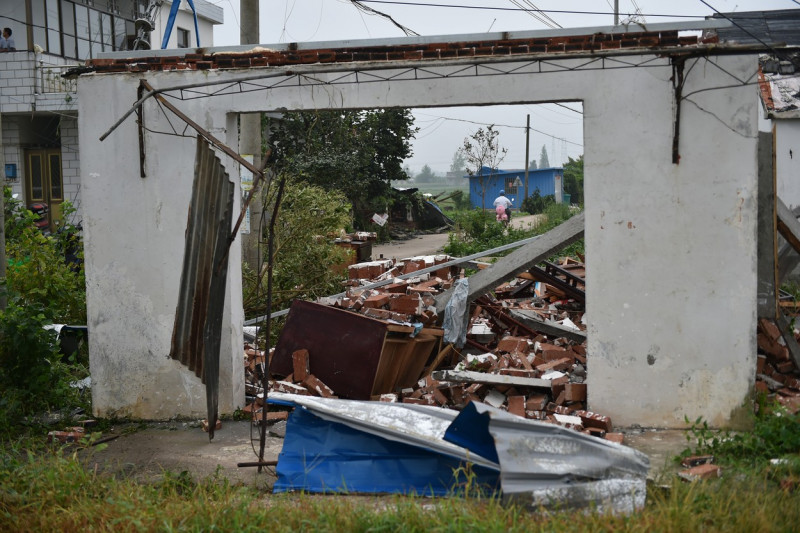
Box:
left=78, top=53, right=757, bottom=426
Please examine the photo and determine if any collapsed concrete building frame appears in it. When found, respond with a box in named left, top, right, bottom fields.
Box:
left=79, top=16, right=786, bottom=429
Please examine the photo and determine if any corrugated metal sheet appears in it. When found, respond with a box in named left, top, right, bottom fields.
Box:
left=170, top=136, right=235, bottom=439
left=269, top=393, right=649, bottom=513
left=713, top=10, right=800, bottom=46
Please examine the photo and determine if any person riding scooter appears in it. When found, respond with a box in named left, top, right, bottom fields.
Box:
left=493, top=190, right=513, bottom=224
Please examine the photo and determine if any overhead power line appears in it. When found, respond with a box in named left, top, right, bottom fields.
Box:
left=414, top=111, right=583, bottom=148
left=356, top=0, right=724, bottom=19
left=348, top=0, right=420, bottom=36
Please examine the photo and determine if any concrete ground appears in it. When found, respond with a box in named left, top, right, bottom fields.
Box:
left=81, top=420, right=284, bottom=488
left=80, top=419, right=690, bottom=488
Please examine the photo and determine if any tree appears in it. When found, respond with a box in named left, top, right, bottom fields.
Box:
left=243, top=178, right=352, bottom=319
left=562, top=155, right=584, bottom=205
left=265, top=109, right=418, bottom=227
left=462, top=125, right=507, bottom=209
left=415, top=164, right=437, bottom=183
left=449, top=149, right=466, bottom=175
left=528, top=159, right=537, bottom=170
left=539, top=145, right=550, bottom=168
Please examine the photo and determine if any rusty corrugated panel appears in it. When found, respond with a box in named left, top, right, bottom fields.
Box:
left=170, top=135, right=234, bottom=439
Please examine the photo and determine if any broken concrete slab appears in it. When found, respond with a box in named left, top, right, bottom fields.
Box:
left=432, top=369, right=552, bottom=391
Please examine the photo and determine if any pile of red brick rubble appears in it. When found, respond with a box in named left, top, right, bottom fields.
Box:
left=242, top=252, right=800, bottom=451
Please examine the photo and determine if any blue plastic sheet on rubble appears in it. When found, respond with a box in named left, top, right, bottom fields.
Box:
left=273, top=406, right=499, bottom=495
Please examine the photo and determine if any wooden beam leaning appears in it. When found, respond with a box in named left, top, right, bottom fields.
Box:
left=435, top=212, right=585, bottom=310
left=775, top=312, right=800, bottom=371
left=777, top=198, right=800, bottom=254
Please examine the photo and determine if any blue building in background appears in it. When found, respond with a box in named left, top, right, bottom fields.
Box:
left=465, top=166, right=566, bottom=210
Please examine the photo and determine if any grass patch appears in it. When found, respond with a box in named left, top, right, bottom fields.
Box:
left=2, top=431, right=800, bottom=531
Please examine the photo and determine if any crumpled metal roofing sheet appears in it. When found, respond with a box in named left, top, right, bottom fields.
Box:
left=170, top=136, right=235, bottom=438
left=269, top=393, right=649, bottom=512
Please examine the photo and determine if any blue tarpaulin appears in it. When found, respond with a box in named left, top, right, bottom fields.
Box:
left=274, top=407, right=499, bottom=495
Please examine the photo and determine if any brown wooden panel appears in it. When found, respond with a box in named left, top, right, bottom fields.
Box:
left=271, top=300, right=390, bottom=400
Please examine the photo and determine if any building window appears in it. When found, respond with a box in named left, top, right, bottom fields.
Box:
left=177, top=27, right=190, bottom=48
left=504, top=178, right=518, bottom=196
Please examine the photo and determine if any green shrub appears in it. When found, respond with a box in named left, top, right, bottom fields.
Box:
left=682, top=399, right=800, bottom=471
left=2, top=189, right=85, bottom=324
left=443, top=208, right=532, bottom=257
left=521, top=188, right=555, bottom=214
left=243, top=179, right=351, bottom=323
left=0, top=187, right=88, bottom=430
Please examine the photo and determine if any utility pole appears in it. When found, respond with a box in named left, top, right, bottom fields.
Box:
left=523, top=114, right=530, bottom=201
left=614, top=0, right=619, bottom=25
left=240, top=0, right=262, bottom=270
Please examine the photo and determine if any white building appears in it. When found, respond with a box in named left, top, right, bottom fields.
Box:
left=0, top=0, right=223, bottom=228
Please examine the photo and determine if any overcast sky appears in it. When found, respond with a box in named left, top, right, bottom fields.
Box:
left=210, top=0, right=795, bottom=174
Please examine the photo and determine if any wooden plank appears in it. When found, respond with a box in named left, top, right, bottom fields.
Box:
left=431, top=369, right=552, bottom=390
left=777, top=197, right=800, bottom=254
left=420, top=327, right=445, bottom=337
left=422, top=343, right=454, bottom=377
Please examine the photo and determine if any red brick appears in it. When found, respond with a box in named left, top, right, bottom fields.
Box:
left=402, top=397, right=426, bottom=404
left=292, top=349, right=310, bottom=382
left=679, top=463, right=721, bottom=481
left=507, top=395, right=526, bottom=417
left=302, top=374, right=336, bottom=398
left=776, top=360, right=797, bottom=374
left=681, top=454, right=714, bottom=467
left=605, top=432, right=624, bottom=444
left=389, top=294, right=421, bottom=315
left=776, top=395, right=800, bottom=414
left=362, top=293, right=391, bottom=309
left=431, top=388, right=449, bottom=406
left=757, top=354, right=767, bottom=374
left=274, top=381, right=310, bottom=395
left=536, top=357, right=573, bottom=372
left=758, top=333, right=789, bottom=361
left=542, top=348, right=569, bottom=362
left=526, top=394, right=548, bottom=410
left=575, top=410, right=613, bottom=432
left=565, top=382, right=587, bottom=402
left=497, top=336, right=530, bottom=354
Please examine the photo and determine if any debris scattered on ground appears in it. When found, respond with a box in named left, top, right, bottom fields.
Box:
left=242, top=244, right=800, bottom=453
left=242, top=253, right=628, bottom=444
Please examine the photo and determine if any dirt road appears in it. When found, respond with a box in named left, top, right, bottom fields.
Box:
left=371, top=213, right=543, bottom=260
